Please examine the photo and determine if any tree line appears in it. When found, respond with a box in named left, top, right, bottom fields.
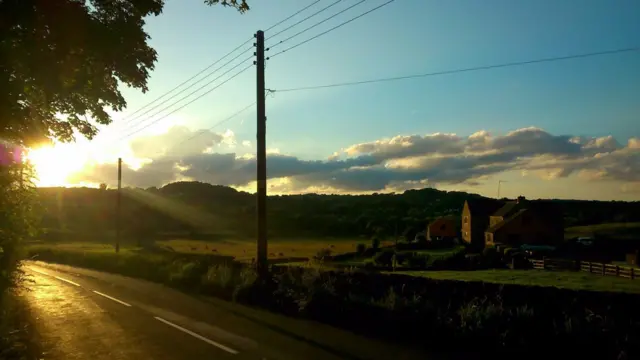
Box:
left=36, top=181, right=640, bottom=242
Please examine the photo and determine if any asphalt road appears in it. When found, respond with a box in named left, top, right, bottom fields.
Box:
left=22, top=262, right=428, bottom=360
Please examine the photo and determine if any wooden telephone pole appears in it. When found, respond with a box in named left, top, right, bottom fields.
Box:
left=255, top=30, right=268, bottom=275
left=116, top=157, right=122, bottom=253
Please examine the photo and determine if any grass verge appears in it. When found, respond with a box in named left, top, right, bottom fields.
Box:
left=396, top=269, right=640, bottom=294
left=0, top=290, right=41, bottom=360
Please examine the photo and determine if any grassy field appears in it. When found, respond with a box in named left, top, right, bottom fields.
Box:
left=565, top=222, right=640, bottom=239
left=155, top=237, right=381, bottom=262
left=26, top=237, right=382, bottom=263
left=27, top=241, right=136, bottom=254
left=397, top=269, right=640, bottom=294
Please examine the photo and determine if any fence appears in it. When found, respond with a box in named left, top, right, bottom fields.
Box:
left=530, top=258, right=579, bottom=271
left=580, top=262, right=636, bottom=279
left=530, top=258, right=637, bottom=280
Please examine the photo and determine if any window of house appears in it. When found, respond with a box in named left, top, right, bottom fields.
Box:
left=440, top=224, right=446, bottom=231
left=463, top=216, right=468, bottom=224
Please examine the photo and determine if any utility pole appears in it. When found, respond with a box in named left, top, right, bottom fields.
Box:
left=116, top=158, right=122, bottom=253
left=255, top=30, right=268, bottom=275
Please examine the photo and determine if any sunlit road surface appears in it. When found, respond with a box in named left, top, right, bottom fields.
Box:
left=22, top=262, right=428, bottom=360
left=25, top=267, right=239, bottom=360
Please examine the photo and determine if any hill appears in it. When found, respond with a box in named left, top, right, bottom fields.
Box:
left=35, top=182, right=640, bottom=241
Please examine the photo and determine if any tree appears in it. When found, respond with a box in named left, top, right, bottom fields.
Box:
left=99, top=183, right=108, bottom=191
left=0, top=0, right=249, bottom=147
left=0, top=160, right=39, bottom=291
left=0, top=0, right=249, bottom=295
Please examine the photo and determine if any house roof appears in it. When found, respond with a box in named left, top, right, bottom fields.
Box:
left=486, top=209, right=527, bottom=233
left=465, top=198, right=504, bottom=216
left=492, top=201, right=520, bottom=217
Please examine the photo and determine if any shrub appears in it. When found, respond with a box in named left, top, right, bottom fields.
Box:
left=406, top=254, right=428, bottom=269
left=371, top=237, right=381, bottom=251
left=232, top=266, right=258, bottom=302
left=373, top=250, right=395, bottom=267
left=168, top=261, right=203, bottom=288
left=201, top=263, right=233, bottom=289
left=356, top=243, right=366, bottom=254
left=314, top=248, right=332, bottom=260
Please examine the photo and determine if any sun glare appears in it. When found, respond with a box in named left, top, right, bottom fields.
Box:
left=26, top=144, right=89, bottom=187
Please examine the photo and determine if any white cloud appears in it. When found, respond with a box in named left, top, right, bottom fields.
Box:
left=70, top=126, right=640, bottom=196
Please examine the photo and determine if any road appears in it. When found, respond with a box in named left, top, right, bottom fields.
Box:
left=21, top=262, right=428, bottom=360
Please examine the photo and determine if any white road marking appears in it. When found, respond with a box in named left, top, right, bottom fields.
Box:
left=54, top=275, right=82, bottom=287
left=92, top=291, right=132, bottom=307
left=28, top=268, right=51, bottom=277
left=154, top=316, right=239, bottom=355
left=29, top=267, right=82, bottom=287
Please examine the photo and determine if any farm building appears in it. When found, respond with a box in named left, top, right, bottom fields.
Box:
left=427, top=217, right=457, bottom=241
left=463, top=196, right=564, bottom=250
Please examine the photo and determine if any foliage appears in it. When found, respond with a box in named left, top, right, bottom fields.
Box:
left=0, top=292, right=41, bottom=360
left=0, top=0, right=248, bottom=147
left=33, top=182, right=640, bottom=244
left=371, top=237, right=381, bottom=251
left=204, top=0, right=250, bottom=12
left=0, top=163, right=39, bottom=292
left=356, top=243, right=366, bottom=254
left=373, top=250, right=394, bottom=267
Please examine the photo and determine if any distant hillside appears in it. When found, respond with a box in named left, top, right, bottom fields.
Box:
left=35, top=182, right=640, bottom=240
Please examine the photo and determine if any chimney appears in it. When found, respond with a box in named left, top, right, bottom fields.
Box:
left=516, top=195, right=526, bottom=204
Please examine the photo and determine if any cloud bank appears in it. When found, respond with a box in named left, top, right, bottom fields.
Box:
left=71, top=125, right=639, bottom=196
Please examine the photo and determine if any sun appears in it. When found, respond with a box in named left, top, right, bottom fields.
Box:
left=26, top=143, right=89, bottom=187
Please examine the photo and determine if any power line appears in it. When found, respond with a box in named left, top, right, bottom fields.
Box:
left=119, top=48, right=254, bottom=132
left=265, top=0, right=323, bottom=33
left=270, top=0, right=396, bottom=58
left=117, top=55, right=253, bottom=137
left=114, top=1, right=327, bottom=132
left=266, top=0, right=345, bottom=43
left=116, top=63, right=254, bottom=143
left=271, top=47, right=640, bottom=92
left=164, top=102, right=256, bottom=154
left=118, top=1, right=327, bottom=127
left=268, top=0, right=366, bottom=51
left=119, top=37, right=253, bottom=121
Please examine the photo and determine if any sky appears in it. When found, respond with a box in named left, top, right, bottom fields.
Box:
left=28, top=0, right=640, bottom=201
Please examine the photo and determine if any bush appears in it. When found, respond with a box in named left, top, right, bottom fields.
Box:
left=371, top=237, right=381, bottom=251
left=373, top=250, right=395, bottom=267
left=0, top=163, right=39, bottom=293
left=314, top=248, right=332, bottom=260
left=201, top=263, right=234, bottom=290
left=356, top=243, right=366, bottom=254
left=406, top=254, right=428, bottom=269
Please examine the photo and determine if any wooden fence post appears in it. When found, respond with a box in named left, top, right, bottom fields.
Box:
left=602, top=264, right=605, bottom=276
left=632, top=267, right=635, bottom=280
left=589, top=262, right=592, bottom=273
left=616, top=265, right=620, bottom=277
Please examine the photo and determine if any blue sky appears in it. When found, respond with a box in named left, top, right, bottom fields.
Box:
left=71, top=0, right=640, bottom=200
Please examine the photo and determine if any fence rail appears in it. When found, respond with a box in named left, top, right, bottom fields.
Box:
left=530, top=258, right=637, bottom=280
left=580, top=262, right=636, bottom=279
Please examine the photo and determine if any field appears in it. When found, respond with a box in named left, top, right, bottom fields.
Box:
left=397, top=269, right=640, bottom=294
left=565, top=222, right=640, bottom=239
left=26, top=237, right=384, bottom=263
left=155, top=237, right=377, bottom=262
